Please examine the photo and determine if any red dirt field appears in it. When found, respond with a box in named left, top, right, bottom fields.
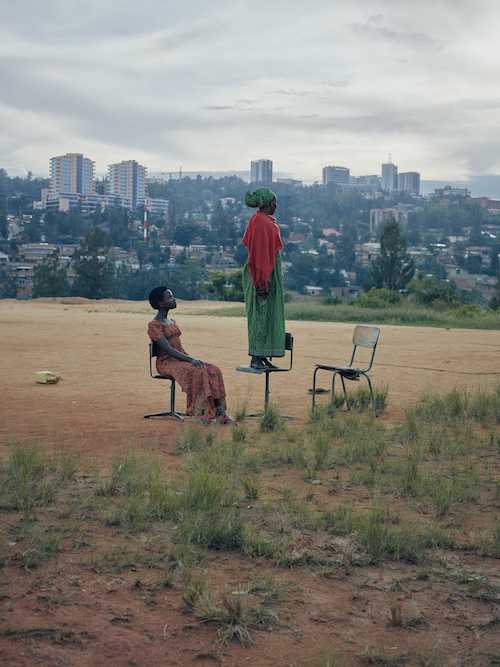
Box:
left=1, top=299, right=500, bottom=667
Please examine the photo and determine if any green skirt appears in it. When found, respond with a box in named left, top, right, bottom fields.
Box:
left=242, top=253, right=285, bottom=357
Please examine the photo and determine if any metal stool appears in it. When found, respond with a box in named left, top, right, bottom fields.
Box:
left=236, top=333, right=294, bottom=417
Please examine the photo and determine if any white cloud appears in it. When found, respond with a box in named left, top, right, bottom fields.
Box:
left=1, top=0, right=500, bottom=180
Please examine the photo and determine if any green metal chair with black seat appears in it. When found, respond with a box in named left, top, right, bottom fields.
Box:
left=311, top=325, right=380, bottom=417
left=236, top=333, right=294, bottom=417
left=144, top=342, right=185, bottom=420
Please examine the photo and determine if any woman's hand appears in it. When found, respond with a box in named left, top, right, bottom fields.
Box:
left=190, top=358, right=204, bottom=367
left=256, top=286, right=269, bottom=299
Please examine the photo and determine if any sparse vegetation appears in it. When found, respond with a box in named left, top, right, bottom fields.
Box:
left=1, top=384, right=499, bottom=664
left=205, top=302, right=500, bottom=330
left=185, top=583, right=282, bottom=646
left=260, top=403, right=283, bottom=432
left=0, top=445, right=77, bottom=516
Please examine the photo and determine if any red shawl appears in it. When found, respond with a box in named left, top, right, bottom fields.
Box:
left=242, top=211, right=283, bottom=289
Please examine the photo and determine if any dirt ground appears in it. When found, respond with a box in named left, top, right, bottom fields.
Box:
left=1, top=298, right=499, bottom=453
left=1, top=299, right=500, bottom=667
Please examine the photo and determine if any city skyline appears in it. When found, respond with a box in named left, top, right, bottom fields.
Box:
left=2, top=1, right=500, bottom=181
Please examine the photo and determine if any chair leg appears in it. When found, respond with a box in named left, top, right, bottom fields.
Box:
left=312, top=366, right=321, bottom=415
left=144, top=379, right=185, bottom=420
left=340, top=375, right=350, bottom=411
left=170, top=379, right=176, bottom=413
left=330, top=372, right=338, bottom=414
left=363, top=373, right=376, bottom=417
left=264, top=372, right=270, bottom=411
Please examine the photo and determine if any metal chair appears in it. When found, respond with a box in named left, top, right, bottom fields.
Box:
left=144, top=342, right=185, bottom=420
left=311, top=325, right=380, bottom=416
left=236, top=333, right=294, bottom=416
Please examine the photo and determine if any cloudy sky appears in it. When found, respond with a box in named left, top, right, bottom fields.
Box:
left=1, top=0, right=500, bottom=181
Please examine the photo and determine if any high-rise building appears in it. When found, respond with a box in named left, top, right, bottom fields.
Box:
left=398, top=172, right=421, bottom=195
left=381, top=161, right=398, bottom=192
left=107, top=160, right=147, bottom=210
left=250, top=159, right=273, bottom=184
left=322, top=165, right=350, bottom=186
left=49, top=153, right=95, bottom=195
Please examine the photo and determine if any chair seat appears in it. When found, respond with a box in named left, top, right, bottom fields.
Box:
left=314, top=364, right=361, bottom=378
left=236, top=365, right=290, bottom=374
left=153, top=374, right=175, bottom=381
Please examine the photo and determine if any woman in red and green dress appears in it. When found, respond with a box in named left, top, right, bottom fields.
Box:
left=242, top=188, right=285, bottom=370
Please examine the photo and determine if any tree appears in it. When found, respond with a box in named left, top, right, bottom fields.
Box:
left=33, top=250, right=69, bottom=297
left=207, top=269, right=243, bottom=301
left=490, top=274, right=500, bottom=310
left=335, top=230, right=356, bottom=271
left=0, top=265, right=16, bottom=297
left=369, top=220, right=415, bottom=290
left=72, top=227, right=114, bottom=298
left=408, top=275, right=461, bottom=307
left=173, top=223, right=198, bottom=247
left=0, top=213, right=7, bottom=239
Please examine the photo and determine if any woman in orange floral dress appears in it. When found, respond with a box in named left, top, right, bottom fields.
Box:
left=147, top=286, right=231, bottom=423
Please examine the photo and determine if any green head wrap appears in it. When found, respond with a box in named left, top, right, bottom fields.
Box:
left=245, top=188, right=277, bottom=209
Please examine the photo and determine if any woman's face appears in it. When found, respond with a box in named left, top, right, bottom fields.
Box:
left=160, top=289, right=176, bottom=310
left=269, top=197, right=277, bottom=215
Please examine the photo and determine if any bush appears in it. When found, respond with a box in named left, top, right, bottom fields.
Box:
left=356, top=288, right=401, bottom=309
left=0, top=445, right=77, bottom=516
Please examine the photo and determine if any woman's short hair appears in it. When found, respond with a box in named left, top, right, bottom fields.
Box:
left=148, top=286, right=167, bottom=310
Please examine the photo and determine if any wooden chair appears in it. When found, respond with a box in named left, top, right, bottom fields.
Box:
left=144, top=342, right=185, bottom=420
left=236, top=333, right=294, bottom=416
left=311, top=325, right=380, bottom=416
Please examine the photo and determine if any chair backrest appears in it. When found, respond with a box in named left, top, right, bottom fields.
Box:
left=350, top=325, right=380, bottom=372
left=148, top=342, right=157, bottom=377
left=352, top=325, right=379, bottom=349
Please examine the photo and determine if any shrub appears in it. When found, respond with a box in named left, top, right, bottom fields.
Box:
left=260, top=404, right=282, bottom=432
left=0, top=445, right=76, bottom=516
left=356, top=288, right=402, bottom=309
left=189, top=587, right=281, bottom=646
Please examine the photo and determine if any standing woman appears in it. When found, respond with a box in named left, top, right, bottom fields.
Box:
left=242, top=188, right=285, bottom=370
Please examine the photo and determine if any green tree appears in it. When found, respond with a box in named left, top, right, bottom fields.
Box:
left=0, top=265, right=16, bottom=297
left=369, top=220, right=415, bottom=290
left=0, top=213, right=7, bottom=239
left=207, top=269, right=243, bottom=301
left=336, top=229, right=356, bottom=271
left=72, top=227, right=114, bottom=298
left=173, top=223, right=198, bottom=247
left=490, top=275, right=500, bottom=310
left=32, top=250, right=69, bottom=297
left=408, top=275, right=461, bottom=307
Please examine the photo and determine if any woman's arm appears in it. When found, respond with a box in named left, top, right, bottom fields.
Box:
left=156, top=334, right=203, bottom=367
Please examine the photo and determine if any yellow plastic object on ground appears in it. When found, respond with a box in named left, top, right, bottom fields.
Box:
left=35, top=370, right=60, bottom=384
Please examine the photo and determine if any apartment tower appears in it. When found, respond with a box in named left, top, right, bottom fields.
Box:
left=49, top=153, right=95, bottom=195
left=107, top=160, right=147, bottom=210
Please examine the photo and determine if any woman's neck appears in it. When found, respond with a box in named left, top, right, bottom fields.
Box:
left=157, top=307, right=170, bottom=320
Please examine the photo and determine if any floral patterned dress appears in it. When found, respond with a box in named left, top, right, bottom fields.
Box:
left=147, top=319, right=226, bottom=418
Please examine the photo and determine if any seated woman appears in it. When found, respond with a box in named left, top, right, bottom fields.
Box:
left=147, top=286, right=232, bottom=423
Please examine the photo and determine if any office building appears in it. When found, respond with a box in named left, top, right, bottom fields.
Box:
left=250, top=159, right=273, bottom=184
left=381, top=161, right=398, bottom=192
left=398, top=171, right=421, bottom=195
left=369, top=207, right=409, bottom=234
left=107, top=160, right=147, bottom=210
left=322, top=165, right=350, bottom=186
left=49, top=153, right=95, bottom=195
left=145, top=197, right=169, bottom=219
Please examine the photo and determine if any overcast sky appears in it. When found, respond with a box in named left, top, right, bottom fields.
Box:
left=1, top=0, right=500, bottom=181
